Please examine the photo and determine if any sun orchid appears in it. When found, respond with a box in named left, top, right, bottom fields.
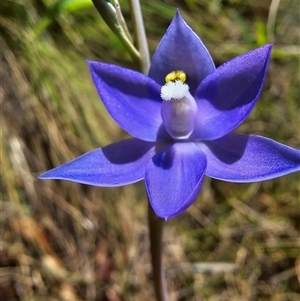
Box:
left=39, top=11, right=300, bottom=219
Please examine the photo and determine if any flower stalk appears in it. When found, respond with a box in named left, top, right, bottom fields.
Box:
left=148, top=202, right=168, bottom=301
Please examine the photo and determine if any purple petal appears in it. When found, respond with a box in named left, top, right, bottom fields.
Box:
left=148, top=10, right=215, bottom=95
left=192, top=44, right=272, bottom=141
left=88, top=61, right=170, bottom=142
left=198, top=133, right=300, bottom=182
left=145, top=142, right=207, bottom=219
left=39, top=139, right=158, bottom=186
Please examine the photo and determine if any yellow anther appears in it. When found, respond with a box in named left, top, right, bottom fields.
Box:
left=165, top=70, right=187, bottom=83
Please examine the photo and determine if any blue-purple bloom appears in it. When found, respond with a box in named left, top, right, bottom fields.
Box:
left=39, top=12, right=300, bottom=219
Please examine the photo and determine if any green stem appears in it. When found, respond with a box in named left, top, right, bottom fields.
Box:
left=148, top=202, right=168, bottom=301
left=128, top=0, right=150, bottom=74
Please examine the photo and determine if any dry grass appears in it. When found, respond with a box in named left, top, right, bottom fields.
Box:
left=1, top=0, right=299, bottom=300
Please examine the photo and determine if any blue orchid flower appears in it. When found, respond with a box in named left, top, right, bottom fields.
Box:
left=39, top=11, right=300, bottom=219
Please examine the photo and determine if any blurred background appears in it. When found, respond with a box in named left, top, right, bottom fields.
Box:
left=1, top=0, right=299, bottom=300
